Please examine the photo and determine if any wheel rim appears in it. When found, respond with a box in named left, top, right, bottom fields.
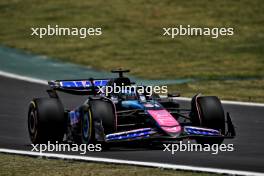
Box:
left=28, top=105, right=38, bottom=143
left=29, top=110, right=36, bottom=134
left=82, top=112, right=89, bottom=139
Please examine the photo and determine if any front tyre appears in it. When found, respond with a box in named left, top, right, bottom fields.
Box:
left=190, top=95, right=225, bottom=145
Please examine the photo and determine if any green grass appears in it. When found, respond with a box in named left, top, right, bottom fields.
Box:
left=0, top=0, right=263, bottom=101
left=168, top=79, right=264, bottom=102
left=0, top=0, right=263, bottom=79
left=0, top=153, right=216, bottom=176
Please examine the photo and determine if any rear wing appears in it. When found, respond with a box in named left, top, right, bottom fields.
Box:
left=48, top=79, right=109, bottom=95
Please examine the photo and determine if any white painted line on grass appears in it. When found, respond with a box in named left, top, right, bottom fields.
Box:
left=0, top=70, right=264, bottom=107
left=0, top=148, right=263, bottom=176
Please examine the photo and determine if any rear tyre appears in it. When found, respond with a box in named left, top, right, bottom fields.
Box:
left=89, top=99, right=116, bottom=135
left=190, top=96, right=225, bottom=145
left=85, top=98, right=116, bottom=150
left=73, top=98, right=115, bottom=146
left=79, top=105, right=95, bottom=144
left=28, top=98, right=66, bottom=144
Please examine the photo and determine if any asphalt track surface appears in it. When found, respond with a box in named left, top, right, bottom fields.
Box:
left=0, top=75, right=264, bottom=173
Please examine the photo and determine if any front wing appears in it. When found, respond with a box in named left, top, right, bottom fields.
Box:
left=104, top=118, right=236, bottom=143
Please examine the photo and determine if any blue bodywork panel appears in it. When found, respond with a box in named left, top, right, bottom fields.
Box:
left=106, top=128, right=157, bottom=142
left=49, top=79, right=109, bottom=89
left=60, top=80, right=108, bottom=88
left=184, top=126, right=221, bottom=136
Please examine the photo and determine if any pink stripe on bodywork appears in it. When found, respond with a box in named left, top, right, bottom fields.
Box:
left=147, top=110, right=181, bottom=134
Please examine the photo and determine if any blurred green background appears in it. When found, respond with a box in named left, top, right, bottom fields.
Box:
left=0, top=0, right=263, bottom=102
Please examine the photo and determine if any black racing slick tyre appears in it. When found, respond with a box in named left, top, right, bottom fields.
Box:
left=77, top=99, right=116, bottom=146
left=28, top=98, right=66, bottom=144
left=89, top=99, right=116, bottom=135
left=191, top=96, right=225, bottom=145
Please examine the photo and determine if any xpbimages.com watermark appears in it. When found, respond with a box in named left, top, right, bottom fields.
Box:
left=31, top=24, right=102, bottom=39
left=31, top=141, right=102, bottom=154
left=97, top=84, right=168, bottom=96
left=163, top=141, right=234, bottom=155
left=162, top=25, right=234, bottom=39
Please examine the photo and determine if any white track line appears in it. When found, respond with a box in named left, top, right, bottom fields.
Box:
left=174, top=97, right=264, bottom=107
left=0, top=148, right=263, bottom=176
left=0, top=70, right=263, bottom=107
left=0, top=70, right=47, bottom=85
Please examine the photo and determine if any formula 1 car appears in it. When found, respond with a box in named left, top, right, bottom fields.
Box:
left=28, top=69, right=235, bottom=146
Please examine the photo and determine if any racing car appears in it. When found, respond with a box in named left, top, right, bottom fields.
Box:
left=27, top=69, right=235, bottom=146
